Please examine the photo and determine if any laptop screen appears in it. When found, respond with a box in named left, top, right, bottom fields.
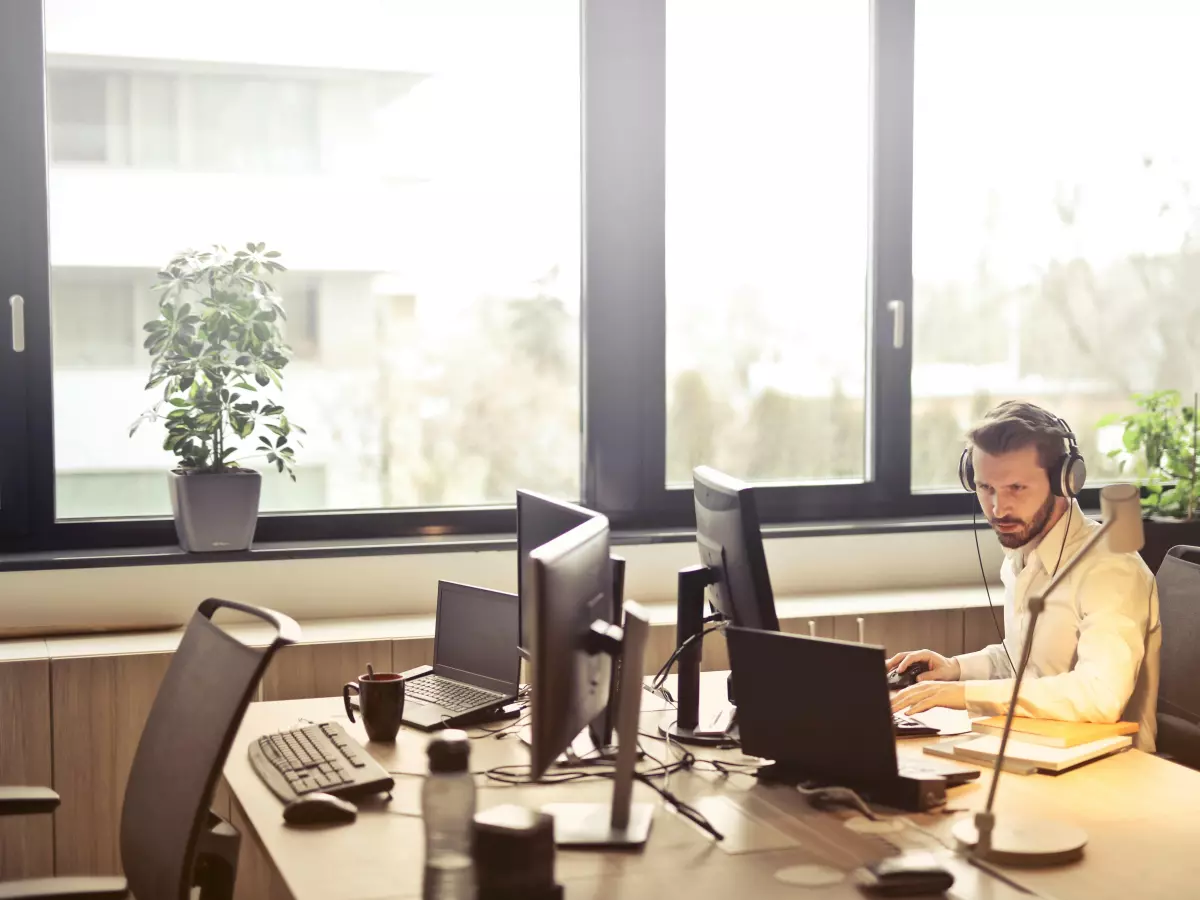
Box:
left=433, top=581, right=520, bottom=693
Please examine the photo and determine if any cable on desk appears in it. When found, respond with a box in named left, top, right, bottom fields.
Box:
left=479, top=756, right=726, bottom=842
left=382, top=808, right=423, bottom=819
left=468, top=711, right=531, bottom=739
left=795, top=784, right=879, bottom=821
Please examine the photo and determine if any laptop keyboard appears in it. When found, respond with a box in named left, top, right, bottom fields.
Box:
left=892, top=712, right=940, bottom=736
left=406, top=675, right=503, bottom=713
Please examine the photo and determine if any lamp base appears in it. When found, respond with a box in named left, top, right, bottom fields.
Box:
left=951, top=815, right=1087, bottom=867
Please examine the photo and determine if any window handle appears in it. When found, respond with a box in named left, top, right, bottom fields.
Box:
left=887, top=299, right=905, bottom=350
left=9, top=295, right=24, bottom=353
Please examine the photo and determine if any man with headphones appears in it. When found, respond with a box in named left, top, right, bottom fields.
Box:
left=888, top=400, right=1161, bottom=751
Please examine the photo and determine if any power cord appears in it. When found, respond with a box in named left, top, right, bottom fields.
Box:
left=973, top=497, right=1071, bottom=676
left=650, top=619, right=729, bottom=693
left=973, top=507, right=1016, bottom=675
left=796, top=784, right=878, bottom=821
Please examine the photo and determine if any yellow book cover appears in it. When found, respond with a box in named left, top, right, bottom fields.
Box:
left=971, top=716, right=1139, bottom=749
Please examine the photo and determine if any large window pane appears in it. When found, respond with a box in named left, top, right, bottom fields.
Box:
left=665, top=0, right=870, bottom=487
left=912, top=0, right=1200, bottom=490
left=45, top=0, right=580, bottom=519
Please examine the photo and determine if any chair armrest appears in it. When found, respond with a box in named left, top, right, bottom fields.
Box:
left=0, top=877, right=128, bottom=899
left=0, top=786, right=60, bottom=816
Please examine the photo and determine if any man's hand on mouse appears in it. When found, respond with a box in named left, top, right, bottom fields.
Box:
left=885, top=649, right=960, bottom=682
left=886, top=649, right=964, bottom=714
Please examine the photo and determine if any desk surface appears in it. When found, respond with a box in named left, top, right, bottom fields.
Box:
left=224, top=673, right=1200, bottom=900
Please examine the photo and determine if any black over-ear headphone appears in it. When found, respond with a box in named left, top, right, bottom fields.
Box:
left=958, top=414, right=1087, bottom=499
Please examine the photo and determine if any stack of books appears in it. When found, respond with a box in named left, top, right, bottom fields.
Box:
left=922, top=717, right=1138, bottom=773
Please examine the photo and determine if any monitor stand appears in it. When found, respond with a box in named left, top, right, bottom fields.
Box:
left=542, top=600, right=654, bottom=848
left=657, top=565, right=735, bottom=746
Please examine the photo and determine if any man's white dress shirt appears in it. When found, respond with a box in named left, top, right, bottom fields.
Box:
left=953, top=499, right=1161, bottom=751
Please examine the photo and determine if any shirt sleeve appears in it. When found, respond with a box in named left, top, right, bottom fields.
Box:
left=962, top=558, right=1150, bottom=722
left=954, top=639, right=1016, bottom=682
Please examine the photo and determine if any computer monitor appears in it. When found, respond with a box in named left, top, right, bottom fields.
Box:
left=693, top=465, right=780, bottom=632
left=516, top=489, right=599, bottom=658
left=527, top=515, right=653, bottom=847
left=517, top=489, right=623, bottom=751
left=660, top=465, right=780, bottom=745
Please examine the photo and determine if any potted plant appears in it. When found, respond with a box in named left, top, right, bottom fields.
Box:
left=1098, top=389, right=1200, bottom=572
left=130, top=243, right=303, bottom=552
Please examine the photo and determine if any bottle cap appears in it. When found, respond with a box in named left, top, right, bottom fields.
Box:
left=427, top=729, right=470, bottom=773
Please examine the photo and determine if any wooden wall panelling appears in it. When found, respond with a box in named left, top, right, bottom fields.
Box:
left=391, top=637, right=434, bottom=675
left=0, top=658, right=54, bottom=879
left=231, top=795, right=293, bottom=900
left=212, top=776, right=233, bottom=822
left=832, top=610, right=964, bottom=660
left=963, top=605, right=1003, bottom=656
left=260, top=640, right=395, bottom=702
left=779, top=616, right=834, bottom=640
left=643, top=624, right=677, bottom=676
left=51, top=652, right=172, bottom=875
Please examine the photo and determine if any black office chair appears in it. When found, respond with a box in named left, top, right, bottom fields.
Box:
left=1155, top=545, right=1200, bottom=770
left=0, top=598, right=300, bottom=899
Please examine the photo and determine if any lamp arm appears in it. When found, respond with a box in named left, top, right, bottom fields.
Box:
left=975, top=517, right=1113, bottom=855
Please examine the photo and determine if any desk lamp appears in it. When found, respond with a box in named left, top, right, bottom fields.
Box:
left=951, top=483, right=1145, bottom=866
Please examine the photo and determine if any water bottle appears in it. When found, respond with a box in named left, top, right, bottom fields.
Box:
left=422, top=729, right=477, bottom=900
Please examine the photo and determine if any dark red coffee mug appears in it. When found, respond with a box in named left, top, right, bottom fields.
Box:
left=343, top=672, right=405, bottom=742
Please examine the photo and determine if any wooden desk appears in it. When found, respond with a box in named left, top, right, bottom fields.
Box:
left=223, top=673, right=1200, bottom=900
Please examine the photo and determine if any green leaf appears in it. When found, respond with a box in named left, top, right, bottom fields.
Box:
left=264, top=250, right=281, bottom=258
left=276, top=435, right=286, bottom=448
left=169, top=397, right=189, bottom=407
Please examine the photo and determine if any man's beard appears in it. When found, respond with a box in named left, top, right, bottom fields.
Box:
left=989, top=491, right=1057, bottom=549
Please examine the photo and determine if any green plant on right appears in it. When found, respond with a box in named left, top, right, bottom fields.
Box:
left=1098, top=390, right=1199, bottom=521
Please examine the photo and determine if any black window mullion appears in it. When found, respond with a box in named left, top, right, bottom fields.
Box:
left=0, top=0, right=51, bottom=540
left=867, top=0, right=916, bottom=503
left=581, top=0, right=668, bottom=527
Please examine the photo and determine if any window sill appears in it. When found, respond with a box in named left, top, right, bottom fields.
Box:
left=0, top=513, right=988, bottom=573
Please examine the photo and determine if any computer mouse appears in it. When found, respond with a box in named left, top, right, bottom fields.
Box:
left=887, top=661, right=930, bottom=691
left=282, top=792, right=358, bottom=826
left=854, top=852, right=954, bottom=896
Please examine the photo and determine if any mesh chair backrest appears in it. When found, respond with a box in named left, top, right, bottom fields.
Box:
left=120, top=598, right=299, bottom=900
left=1156, top=546, right=1200, bottom=765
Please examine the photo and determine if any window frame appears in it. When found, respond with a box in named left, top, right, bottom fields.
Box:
left=0, top=0, right=1108, bottom=554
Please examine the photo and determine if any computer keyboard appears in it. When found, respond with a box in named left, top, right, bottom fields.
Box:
left=405, top=675, right=503, bottom=713
left=249, top=721, right=395, bottom=803
left=892, top=712, right=941, bottom=737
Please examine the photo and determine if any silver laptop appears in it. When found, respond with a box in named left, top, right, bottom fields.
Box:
left=401, top=581, right=521, bottom=731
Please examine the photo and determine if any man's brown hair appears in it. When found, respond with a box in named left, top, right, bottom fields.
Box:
left=966, top=401, right=1068, bottom=473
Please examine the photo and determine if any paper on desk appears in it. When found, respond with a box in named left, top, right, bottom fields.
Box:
left=910, top=708, right=972, bottom=736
